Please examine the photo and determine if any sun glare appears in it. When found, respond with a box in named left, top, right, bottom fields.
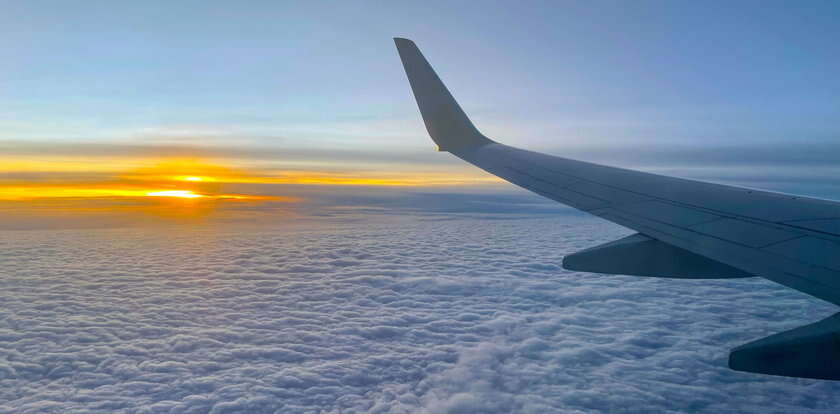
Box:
left=146, top=190, right=204, bottom=198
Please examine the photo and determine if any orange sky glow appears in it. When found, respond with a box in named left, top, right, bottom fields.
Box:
left=0, top=156, right=500, bottom=203
left=0, top=152, right=504, bottom=229
left=0, top=143, right=506, bottom=230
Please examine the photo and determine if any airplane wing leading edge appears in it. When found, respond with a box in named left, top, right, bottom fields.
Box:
left=394, top=37, right=840, bottom=380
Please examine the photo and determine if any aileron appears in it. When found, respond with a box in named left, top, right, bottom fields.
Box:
left=764, top=237, right=840, bottom=272
left=785, top=218, right=840, bottom=236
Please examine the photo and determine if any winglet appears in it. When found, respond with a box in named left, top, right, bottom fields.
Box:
left=394, top=38, right=493, bottom=152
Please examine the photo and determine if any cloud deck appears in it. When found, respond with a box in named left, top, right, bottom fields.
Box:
left=1, top=214, right=838, bottom=413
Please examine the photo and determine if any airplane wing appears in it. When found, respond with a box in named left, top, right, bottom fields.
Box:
left=394, top=37, right=840, bottom=380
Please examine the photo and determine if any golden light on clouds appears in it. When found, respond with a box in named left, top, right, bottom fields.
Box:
left=0, top=148, right=503, bottom=229
left=0, top=158, right=294, bottom=203
left=0, top=155, right=501, bottom=202
left=0, top=186, right=155, bottom=200
left=0, top=147, right=503, bottom=228
left=146, top=190, right=204, bottom=198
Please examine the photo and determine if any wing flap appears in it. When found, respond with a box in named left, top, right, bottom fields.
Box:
left=786, top=218, right=840, bottom=235
left=764, top=237, right=840, bottom=271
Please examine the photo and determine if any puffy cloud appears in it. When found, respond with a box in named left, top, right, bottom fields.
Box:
left=1, top=212, right=838, bottom=413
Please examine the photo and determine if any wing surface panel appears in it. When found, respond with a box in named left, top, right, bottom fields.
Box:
left=689, top=219, right=800, bottom=248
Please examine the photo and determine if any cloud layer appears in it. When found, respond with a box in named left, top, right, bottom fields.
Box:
left=2, top=212, right=839, bottom=413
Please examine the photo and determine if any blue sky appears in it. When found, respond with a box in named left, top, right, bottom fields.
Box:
left=2, top=1, right=840, bottom=204
left=3, top=0, right=838, bottom=145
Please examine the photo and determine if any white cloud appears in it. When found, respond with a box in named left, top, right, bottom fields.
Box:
left=1, top=213, right=838, bottom=413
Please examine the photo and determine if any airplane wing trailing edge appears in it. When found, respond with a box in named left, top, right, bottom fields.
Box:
left=394, top=37, right=840, bottom=380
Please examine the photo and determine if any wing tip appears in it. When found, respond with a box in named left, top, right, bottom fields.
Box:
left=393, top=37, right=415, bottom=48
left=393, top=37, right=493, bottom=153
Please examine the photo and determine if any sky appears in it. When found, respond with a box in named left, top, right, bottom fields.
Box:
left=2, top=0, right=840, bottom=228
left=4, top=2, right=840, bottom=412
